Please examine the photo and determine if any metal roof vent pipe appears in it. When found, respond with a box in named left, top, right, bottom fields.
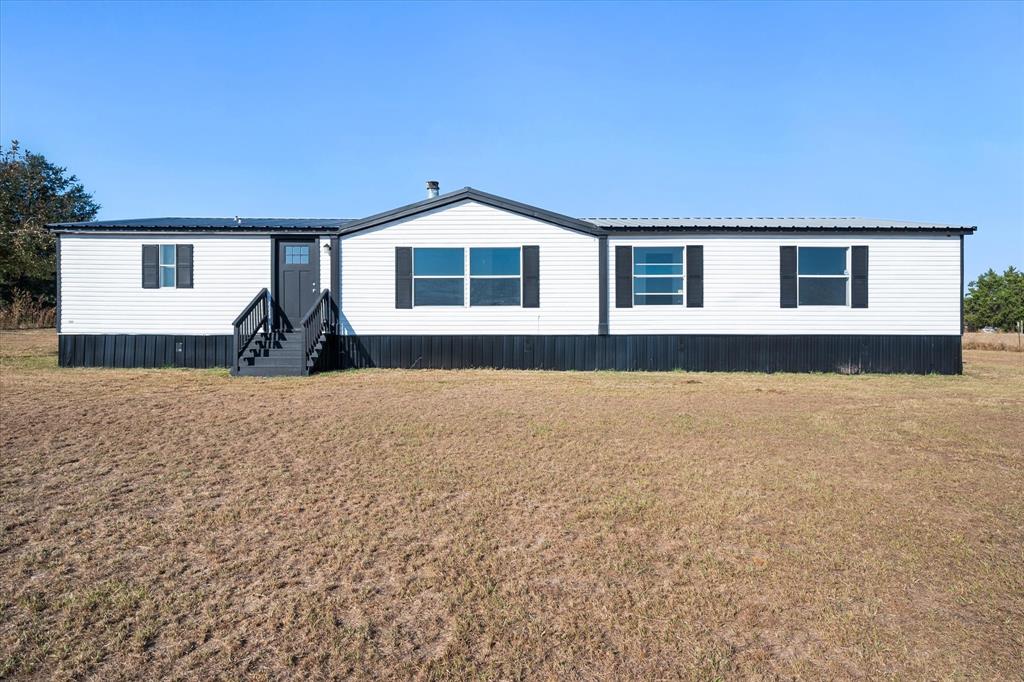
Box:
left=426, top=180, right=440, bottom=199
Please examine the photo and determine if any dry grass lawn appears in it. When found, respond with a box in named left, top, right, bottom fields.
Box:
left=1, top=329, right=1022, bottom=680
left=963, top=331, right=1023, bottom=353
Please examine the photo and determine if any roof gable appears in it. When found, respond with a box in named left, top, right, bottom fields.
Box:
left=336, top=187, right=605, bottom=237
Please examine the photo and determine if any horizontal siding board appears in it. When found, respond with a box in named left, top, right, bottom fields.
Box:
left=339, top=200, right=599, bottom=335
left=62, top=211, right=959, bottom=341
left=607, top=234, right=961, bottom=335
left=61, top=234, right=271, bottom=334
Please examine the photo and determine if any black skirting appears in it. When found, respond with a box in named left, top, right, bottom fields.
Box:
left=58, top=334, right=233, bottom=369
left=335, top=334, right=963, bottom=375
left=57, top=333, right=963, bottom=375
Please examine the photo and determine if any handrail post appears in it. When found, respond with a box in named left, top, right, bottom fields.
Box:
left=299, top=288, right=332, bottom=375
left=232, top=287, right=271, bottom=376
left=233, top=325, right=240, bottom=374
left=266, top=289, right=273, bottom=333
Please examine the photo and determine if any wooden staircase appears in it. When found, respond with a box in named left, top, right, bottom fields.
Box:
left=237, top=331, right=305, bottom=377
left=231, top=288, right=335, bottom=377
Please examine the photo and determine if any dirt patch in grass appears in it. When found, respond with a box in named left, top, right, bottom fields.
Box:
left=2, top=330, right=1022, bottom=679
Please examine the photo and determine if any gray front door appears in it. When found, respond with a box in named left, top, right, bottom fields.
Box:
left=276, top=240, right=318, bottom=330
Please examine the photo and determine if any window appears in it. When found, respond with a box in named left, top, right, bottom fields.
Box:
left=284, top=245, right=309, bottom=264
left=633, top=246, right=684, bottom=305
left=470, top=247, right=520, bottom=306
left=798, top=247, right=849, bottom=306
left=413, top=248, right=464, bottom=306
left=159, top=245, right=176, bottom=287
left=406, top=247, right=529, bottom=307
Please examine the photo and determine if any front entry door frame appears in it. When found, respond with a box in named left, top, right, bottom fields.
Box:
left=271, top=235, right=321, bottom=331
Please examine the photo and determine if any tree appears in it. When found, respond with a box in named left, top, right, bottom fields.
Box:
left=963, top=266, right=1024, bottom=331
left=0, top=140, right=100, bottom=303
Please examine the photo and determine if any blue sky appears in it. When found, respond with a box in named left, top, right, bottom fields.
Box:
left=1, top=0, right=1021, bottom=284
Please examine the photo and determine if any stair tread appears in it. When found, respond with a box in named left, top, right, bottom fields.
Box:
left=237, top=370, right=305, bottom=377
left=234, top=323, right=324, bottom=376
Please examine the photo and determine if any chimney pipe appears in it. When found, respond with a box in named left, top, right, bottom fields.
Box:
left=426, top=180, right=440, bottom=199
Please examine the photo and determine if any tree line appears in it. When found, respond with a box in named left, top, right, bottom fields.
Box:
left=1, top=140, right=99, bottom=305
left=963, top=267, right=1024, bottom=332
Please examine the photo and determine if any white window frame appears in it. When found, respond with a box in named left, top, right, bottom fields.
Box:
left=632, top=245, right=685, bottom=306
left=469, top=246, right=522, bottom=308
left=412, top=247, right=465, bottom=307
left=159, top=244, right=176, bottom=289
left=796, top=246, right=850, bottom=307
left=412, top=246, right=526, bottom=308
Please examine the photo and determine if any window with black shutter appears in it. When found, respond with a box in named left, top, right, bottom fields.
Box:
left=143, top=243, right=193, bottom=289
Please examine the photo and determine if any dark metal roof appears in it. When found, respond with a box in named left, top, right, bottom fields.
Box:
left=587, top=217, right=976, bottom=233
left=336, top=187, right=606, bottom=236
left=47, top=193, right=977, bottom=236
left=48, top=217, right=356, bottom=232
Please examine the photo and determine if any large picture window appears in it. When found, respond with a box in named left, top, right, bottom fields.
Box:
left=470, top=247, right=521, bottom=306
left=633, top=246, right=684, bottom=305
left=798, top=247, right=848, bottom=306
left=413, top=248, right=464, bottom=306
left=159, top=245, right=176, bottom=287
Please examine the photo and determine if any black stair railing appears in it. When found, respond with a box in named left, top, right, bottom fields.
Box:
left=301, top=288, right=335, bottom=374
left=232, top=288, right=270, bottom=373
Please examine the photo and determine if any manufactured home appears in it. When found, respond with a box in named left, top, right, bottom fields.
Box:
left=49, top=184, right=975, bottom=375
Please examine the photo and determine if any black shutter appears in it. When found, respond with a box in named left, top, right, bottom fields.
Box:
left=686, top=245, right=703, bottom=308
left=395, top=247, right=412, bottom=309
left=522, top=245, right=539, bottom=308
left=176, top=244, right=193, bottom=288
left=780, top=246, right=797, bottom=308
left=598, top=236, right=609, bottom=334
left=615, top=245, right=633, bottom=308
left=142, top=244, right=159, bottom=289
left=851, top=245, right=868, bottom=308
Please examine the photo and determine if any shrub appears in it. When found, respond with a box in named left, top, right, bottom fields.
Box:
left=0, top=289, right=56, bottom=329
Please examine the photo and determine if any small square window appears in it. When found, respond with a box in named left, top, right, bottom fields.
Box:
left=285, top=245, right=309, bottom=265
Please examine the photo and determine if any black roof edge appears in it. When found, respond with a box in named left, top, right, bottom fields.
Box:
left=604, top=225, right=978, bottom=234
left=335, top=187, right=606, bottom=237
left=47, top=226, right=335, bottom=234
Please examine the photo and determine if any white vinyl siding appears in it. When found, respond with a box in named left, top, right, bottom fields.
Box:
left=57, top=218, right=961, bottom=339
left=338, top=199, right=599, bottom=334
left=59, top=233, right=271, bottom=334
left=608, top=234, right=961, bottom=335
